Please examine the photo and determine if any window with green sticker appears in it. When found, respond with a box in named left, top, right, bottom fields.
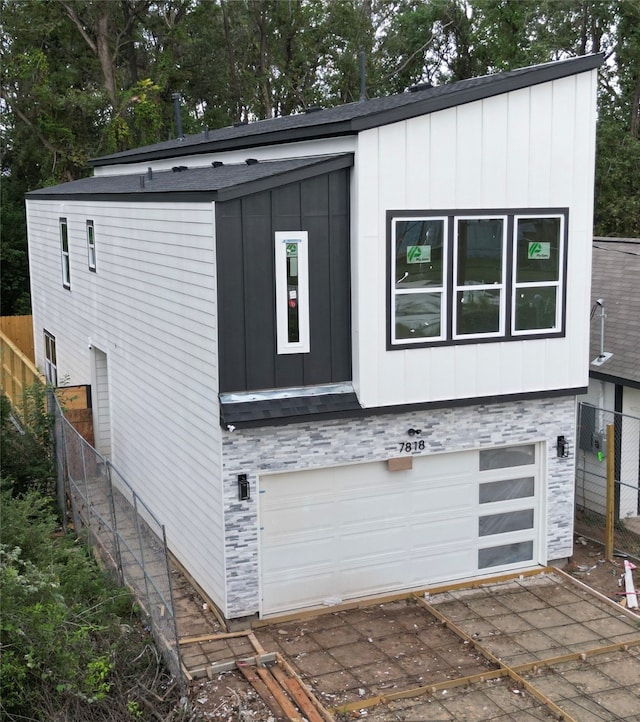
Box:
left=388, top=210, right=566, bottom=347
left=513, top=216, right=563, bottom=333
left=393, top=218, right=446, bottom=341
left=275, top=231, right=309, bottom=354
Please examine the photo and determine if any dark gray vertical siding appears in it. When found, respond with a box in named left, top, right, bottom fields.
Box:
left=241, top=192, right=276, bottom=390
left=328, top=171, right=352, bottom=381
left=272, top=183, right=305, bottom=389
left=216, top=168, right=351, bottom=393
left=301, top=175, right=332, bottom=385
left=216, top=201, right=247, bottom=391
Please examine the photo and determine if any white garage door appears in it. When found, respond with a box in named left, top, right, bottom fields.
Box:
left=259, top=444, right=542, bottom=616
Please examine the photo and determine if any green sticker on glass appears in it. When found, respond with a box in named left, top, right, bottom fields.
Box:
left=286, top=242, right=299, bottom=257
left=528, top=241, right=551, bottom=260
left=407, top=245, right=431, bottom=264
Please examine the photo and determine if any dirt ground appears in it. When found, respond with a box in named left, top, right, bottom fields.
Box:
left=566, top=534, right=637, bottom=605
left=185, top=536, right=640, bottom=722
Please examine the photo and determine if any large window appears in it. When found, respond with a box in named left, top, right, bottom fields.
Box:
left=60, top=218, right=71, bottom=289
left=389, top=210, right=566, bottom=347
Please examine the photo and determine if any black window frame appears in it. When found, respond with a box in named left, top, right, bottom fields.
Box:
left=387, top=208, right=568, bottom=350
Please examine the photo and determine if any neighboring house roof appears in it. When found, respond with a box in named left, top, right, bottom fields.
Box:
left=90, top=54, right=603, bottom=168
left=26, top=153, right=354, bottom=202
left=590, top=237, right=640, bottom=387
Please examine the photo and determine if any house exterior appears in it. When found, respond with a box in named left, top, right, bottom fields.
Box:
left=26, top=54, right=602, bottom=622
left=577, top=237, right=640, bottom=520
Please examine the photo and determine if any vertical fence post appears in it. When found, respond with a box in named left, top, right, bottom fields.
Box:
left=105, top=462, right=124, bottom=585
left=605, top=423, right=615, bottom=560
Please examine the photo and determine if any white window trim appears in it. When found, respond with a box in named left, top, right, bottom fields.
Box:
left=60, top=217, right=70, bottom=289
left=511, top=214, right=564, bottom=336
left=275, top=230, right=310, bottom=354
left=87, top=220, right=96, bottom=272
left=452, top=215, right=508, bottom=340
left=44, top=330, right=58, bottom=386
left=391, top=216, right=448, bottom=345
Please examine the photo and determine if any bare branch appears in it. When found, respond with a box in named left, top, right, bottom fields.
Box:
left=58, top=0, right=97, bottom=54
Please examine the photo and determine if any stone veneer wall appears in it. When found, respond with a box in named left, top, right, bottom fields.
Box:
left=221, top=396, right=576, bottom=618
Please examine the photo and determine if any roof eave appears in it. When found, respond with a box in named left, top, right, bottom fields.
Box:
left=89, top=122, right=357, bottom=168
left=352, top=54, right=604, bottom=131
left=26, top=153, right=355, bottom=202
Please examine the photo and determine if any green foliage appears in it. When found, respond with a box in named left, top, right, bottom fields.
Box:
left=0, top=387, right=180, bottom=720
left=0, top=390, right=55, bottom=497
left=0, top=490, right=134, bottom=718
left=1, top=0, right=639, bottom=312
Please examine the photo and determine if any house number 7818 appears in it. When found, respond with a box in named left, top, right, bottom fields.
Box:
left=399, top=440, right=425, bottom=453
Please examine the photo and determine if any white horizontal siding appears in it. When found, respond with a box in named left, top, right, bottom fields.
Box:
left=352, top=69, right=598, bottom=408
left=27, top=199, right=226, bottom=609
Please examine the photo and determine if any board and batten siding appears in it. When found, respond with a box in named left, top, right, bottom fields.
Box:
left=352, top=69, right=598, bottom=408
left=216, top=169, right=351, bottom=393
left=26, top=199, right=227, bottom=610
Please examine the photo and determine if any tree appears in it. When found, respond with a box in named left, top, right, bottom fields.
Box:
left=1, top=0, right=638, bottom=318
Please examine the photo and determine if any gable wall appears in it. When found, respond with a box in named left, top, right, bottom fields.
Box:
left=352, top=70, right=598, bottom=408
left=26, top=198, right=227, bottom=610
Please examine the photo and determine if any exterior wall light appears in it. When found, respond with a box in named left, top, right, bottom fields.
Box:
left=556, top=436, right=569, bottom=458
left=238, top=474, right=250, bottom=501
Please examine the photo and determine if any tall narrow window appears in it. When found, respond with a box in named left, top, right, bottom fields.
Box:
left=392, top=218, right=446, bottom=343
left=275, top=231, right=310, bottom=354
left=60, top=217, right=71, bottom=289
left=454, top=217, right=506, bottom=338
left=512, top=216, right=563, bottom=334
left=86, top=220, right=96, bottom=271
left=44, top=330, right=57, bottom=386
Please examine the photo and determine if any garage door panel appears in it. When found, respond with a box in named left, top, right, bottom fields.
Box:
left=409, top=548, right=476, bottom=582
left=265, top=572, right=337, bottom=614
left=339, top=490, right=408, bottom=522
left=409, top=484, right=475, bottom=514
left=338, top=527, right=408, bottom=559
left=260, top=449, right=541, bottom=616
left=337, top=559, right=408, bottom=596
left=409, top=516, right=475, bottom=546
left=262, top=537, right=336, bottom=572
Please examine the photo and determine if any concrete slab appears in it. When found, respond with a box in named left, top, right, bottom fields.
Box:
left=177, top=568, right=640, bottom=720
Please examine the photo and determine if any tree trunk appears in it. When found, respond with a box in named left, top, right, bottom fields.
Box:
left=631, top=76, right=640, bottom=139
left=220, top=0, right=244, bottom=122
left=96, top=13, right=118, bottom=108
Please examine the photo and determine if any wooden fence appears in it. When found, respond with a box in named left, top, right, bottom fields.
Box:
left=0, top=317, right=44, bottom=412
left=0, top=315, right=35, bottom=361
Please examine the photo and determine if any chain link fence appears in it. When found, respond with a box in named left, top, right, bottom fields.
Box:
left=575, top=401, right=640, bottom=560
left=51, top=392, right=185, bottom=691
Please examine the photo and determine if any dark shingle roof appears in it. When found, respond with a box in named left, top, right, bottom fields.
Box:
left=90, top=54, right=603, bottom=167
left=590, top=238, right=640, bottom=385
left=220, top=392, right=362, bottom=428
left=26, top=154, right=354, bottom=202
